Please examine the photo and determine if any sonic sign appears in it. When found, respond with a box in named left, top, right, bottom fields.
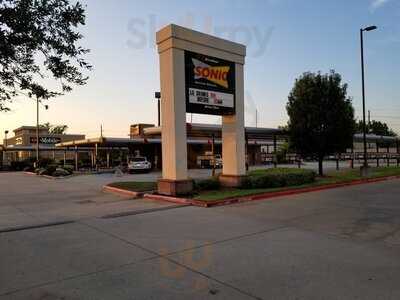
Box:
left=185, top=51, right=236, bottom=115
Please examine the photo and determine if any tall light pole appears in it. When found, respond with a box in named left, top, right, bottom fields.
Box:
left=35, top=97, right=48, bottom=166
left=255, top=109, right=258, bottom=128
left=4, top=130, right=8, bottom=146
left=360, top=25, right=377, bottom=173
left=3, top=130, right=9, bottom=166
left=155, top=92, right=161, bottom=127
left=36, top=96, right=39, bottom=166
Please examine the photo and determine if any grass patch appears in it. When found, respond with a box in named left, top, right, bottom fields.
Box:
left=194, top=166, right=400, bottom=202
left=248, top=167, right=311, bottom=176
left=107, top=181, right=156, bottom=192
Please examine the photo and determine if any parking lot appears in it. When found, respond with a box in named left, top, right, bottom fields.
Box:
left=1, top=170, right=400, bottom=299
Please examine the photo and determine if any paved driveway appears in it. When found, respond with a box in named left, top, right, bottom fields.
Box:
left=0, top=172, right=181, bottom=230
left=1, top=172, right=400, bottom=299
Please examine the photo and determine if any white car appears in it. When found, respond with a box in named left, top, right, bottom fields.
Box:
left=128, top=157, right=152, bottom=173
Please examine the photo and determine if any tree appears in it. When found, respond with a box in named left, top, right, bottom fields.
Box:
left=355, top=120, right=397, bottom=137
left=39, top=122, right=52, bottom=131
left=40, top=122, right=68, bottom=134
left=50, top=125, right=68, bottom=134
left=0, top=0, right=92, bottom=111
left=286, top=71, right=356, bottom=176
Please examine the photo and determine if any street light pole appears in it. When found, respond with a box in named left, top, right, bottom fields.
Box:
left=36, top=96, right=39, bottom=166
left=256, top=109, right=258, bottom=128
left=155, top=92, right=161, bottom=127
left=3, top=130, right=8, bottom=166
left=360, top=25, right=377, bottom=174
left=35, top=97, right=49, bottom=167
left=4, top=130, right=8, bottom=146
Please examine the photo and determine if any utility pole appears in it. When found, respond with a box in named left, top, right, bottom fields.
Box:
left=360, top=25, right=378, bottom=175
left=255, top=109, right=258, bottom=128
left=36, top=96, right=39, bottom=166
left=155, top=92, right=161, bottom=127
left=3, top=130, right=8, bottom=166
left=4, top=130, right=8, bottom=147
left=368, top=110, right=371, bottom=126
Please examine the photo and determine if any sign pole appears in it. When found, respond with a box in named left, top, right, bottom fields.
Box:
left=156, top=24, right=246, bottom=195
left=36, top=96, right=39, bottom=166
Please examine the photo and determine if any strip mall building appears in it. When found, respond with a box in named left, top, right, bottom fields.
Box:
left=2, top=123, right=399, bottom=170
left=1, top=126, right=85, bottom=164
left=1, top=123, right=285, bottom=169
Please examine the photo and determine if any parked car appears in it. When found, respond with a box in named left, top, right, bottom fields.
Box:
left=128, top=156, right=152, bottom=173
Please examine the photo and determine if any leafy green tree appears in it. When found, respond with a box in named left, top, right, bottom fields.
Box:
left=0, top=0, right=91, bottom=111
left=276, top=141, right=289, bottom=163
left=50, top=125, right=68, bottom=134
left=40, top=122, right=68, bottom=134
left=286, top=71, right=356, bottom=176
left=356, top=120, right=397, bottom=137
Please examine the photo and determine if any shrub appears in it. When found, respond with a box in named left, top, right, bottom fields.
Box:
left=240, top=176, right=253, bottom=189
left=23, top=166, right=35, bottom=172
left=241, top=168, right=316, bottom=189
left=36, top=168, right=46, bottom=175
left=63, top=165, right=74, bottom=174
left=195, top=177, right=220, bottom=191
left=10, top=161, right=27, bottom=171
left=53, top=168, right=71, bottom=177
left=37, top=158, right=55, bottom=168
left=42, top=165, right=57, bottom=176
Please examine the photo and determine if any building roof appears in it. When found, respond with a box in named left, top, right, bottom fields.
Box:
left=144, top=123, right=285, bottom=139
left=353, top=133, right=399, bottom=143
left=4, top=145, right=62, bottom=151
left=2, top=145, right=116, bottom=151
left=13, top=126, right=48, bottom=133
left=55, top=136, right=279, bottom=148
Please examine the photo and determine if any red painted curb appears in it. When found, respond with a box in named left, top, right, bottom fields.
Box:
left=23, top=172, right=36, bottom=176
left=24, top=172, right=74, bottom=180
left=102, top=185, right=145, bottom=198
left=199, top=175, right=400, bottom=207
left=110, top=175, right=400, bottom=208
left=143, top=193, right=192, bottom=205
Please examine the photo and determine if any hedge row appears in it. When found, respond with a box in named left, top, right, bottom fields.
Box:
left=10, top=158, right=56, bottom=171
left=195, top=177, right=220, bottom=191
left=195, top=168, right=316, bottom=191
left=34, top=165, right=74, bottom=177
left=241, top=168, right=316, bottom=189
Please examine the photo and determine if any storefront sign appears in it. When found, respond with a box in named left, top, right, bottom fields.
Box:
left=30, top=136, right=62, bottom=144
left=185, top=51, right=235, bottom=115
left=15, top=137, right=23, bottom=145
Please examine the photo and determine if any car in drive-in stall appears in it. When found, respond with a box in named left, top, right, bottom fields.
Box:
left=128, top=156, right=152, bottom=173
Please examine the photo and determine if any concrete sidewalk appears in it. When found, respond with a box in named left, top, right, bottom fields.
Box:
left=0, top=172, right=178, bottom=231
left=1, top=176, right=400, bottom=299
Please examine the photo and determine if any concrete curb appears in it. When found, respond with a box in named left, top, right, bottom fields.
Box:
left=143, top=193, right=193, bottom=205
left=23, top=171, right=36, bottom=176
left=23, top=172, right=74, bottom=180
left=102, top=185, right=146, bottom=198
left=144, top=175, right=400, bottom=208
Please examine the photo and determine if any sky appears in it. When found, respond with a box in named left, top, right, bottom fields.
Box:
left=1, top=0, right=400, bottom=140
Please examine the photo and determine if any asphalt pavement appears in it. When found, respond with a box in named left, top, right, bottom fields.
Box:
left=1, top=171, right=400, bottom=299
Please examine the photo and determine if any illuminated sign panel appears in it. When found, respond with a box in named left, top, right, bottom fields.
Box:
left=185, top=51, right=235, bottom=115
left=15, top=137, right=23, bottom=145
left=30, top=137, right=62, bottom=144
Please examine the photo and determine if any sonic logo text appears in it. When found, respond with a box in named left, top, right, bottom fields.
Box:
left=192, top=58, right=230, bottom=88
